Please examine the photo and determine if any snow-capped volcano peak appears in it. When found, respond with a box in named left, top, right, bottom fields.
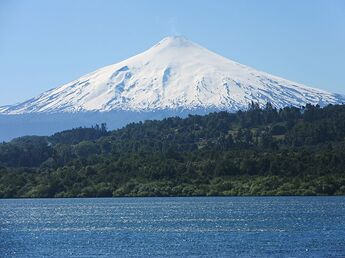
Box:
left=153, top=35, right=195, bottom=48
left=1, top=36, right=344, bottom=114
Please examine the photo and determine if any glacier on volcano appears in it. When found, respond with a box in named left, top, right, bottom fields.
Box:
left=1, top=36, right=344, bottom=115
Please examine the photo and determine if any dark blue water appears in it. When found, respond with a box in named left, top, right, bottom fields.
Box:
left=0, top=197, right=344, bottom=257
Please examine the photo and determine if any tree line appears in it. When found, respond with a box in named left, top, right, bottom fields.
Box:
left=1, top=103, right=345, bottom=198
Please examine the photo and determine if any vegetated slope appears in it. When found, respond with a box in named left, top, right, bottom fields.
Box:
left=1, top=103, right=345, bottom=198
left=1, top=36, right=344, bottom=114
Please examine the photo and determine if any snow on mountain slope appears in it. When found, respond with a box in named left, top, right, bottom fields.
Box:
left=1, top=36, right=344, bottom=114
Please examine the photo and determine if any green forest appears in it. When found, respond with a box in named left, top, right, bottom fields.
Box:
left=1, top=103, right=345, bottom=198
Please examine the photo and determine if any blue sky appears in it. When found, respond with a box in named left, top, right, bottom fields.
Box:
left=0, top=0, right=344, bottom=106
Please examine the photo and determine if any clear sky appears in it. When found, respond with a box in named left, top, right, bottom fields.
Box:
left=0, top=0, right=344, bottom=106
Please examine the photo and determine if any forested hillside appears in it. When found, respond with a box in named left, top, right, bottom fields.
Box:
left=1, top=103, right=345, bottom=198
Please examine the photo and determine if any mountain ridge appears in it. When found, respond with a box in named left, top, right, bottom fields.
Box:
left=1, top=36, right=344, bottom=114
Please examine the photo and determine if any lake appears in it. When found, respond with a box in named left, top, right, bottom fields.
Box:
left=0, top=197, right=344, bottom=257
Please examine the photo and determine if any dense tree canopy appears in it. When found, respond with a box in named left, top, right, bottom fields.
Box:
left=1, top=104, right=345, bottom=198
